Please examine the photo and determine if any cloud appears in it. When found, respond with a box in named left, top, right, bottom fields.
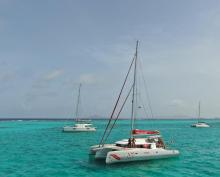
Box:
left=169, top=99, right=185, bottom=107
left=31, top=69, right=64, bottom=89
left=23, top=91, right=59, bottom=111
left=0, top=17, right=6, bottom=29
left=0, top=72, right=16, bottom=82
left=25, top=69, right=64, bottom=106
left=43, top=69, right=64, bottom=81
left=84, top=42, right=135, bottom=65
left=79, top=73, right=97, bottom=84
left=25, top=91, right=58, bottom=102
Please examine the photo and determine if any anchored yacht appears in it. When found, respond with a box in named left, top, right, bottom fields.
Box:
left=91, top=130, right=179, bottom=164
left=191, top=122, right=210, bottom=128
left=191, top=102, right=210, bottom=128
left=63, top=122, right=96, bottom=132
left=90, top=41, right=179, bottom=164
left=63, top=84, right=96, bottom=132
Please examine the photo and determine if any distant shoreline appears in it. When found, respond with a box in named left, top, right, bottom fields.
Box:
left=0, top=118, right=219, bottom=121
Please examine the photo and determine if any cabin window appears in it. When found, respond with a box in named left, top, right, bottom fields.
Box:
left=135, top=145, right=142, bottom=148
left=116, top=144, right=127, bottom=147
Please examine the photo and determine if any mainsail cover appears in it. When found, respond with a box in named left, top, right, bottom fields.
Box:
left=132, top=129, right=160, bottom=135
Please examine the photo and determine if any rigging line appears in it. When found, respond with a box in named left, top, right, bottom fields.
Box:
left=138, top=93, right=150, bottom=118
left=99, top=54, right=136, bottom=146
left=136, top=65, right=150, bottom=119
left=102, top=83, right=134, bottom=145
left=138, top=57, right=154, bottom=118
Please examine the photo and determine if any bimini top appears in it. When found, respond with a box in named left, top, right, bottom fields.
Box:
left=132, top=129, right=160, bottom=136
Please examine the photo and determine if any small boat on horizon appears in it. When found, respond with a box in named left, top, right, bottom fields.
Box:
left=191, top=102, right=210, bottom=128
left=63, top=122, right=96, bottom=132
left=90, top=41, right=179, bottom=164
left=63, top=84, right=96, bottom=132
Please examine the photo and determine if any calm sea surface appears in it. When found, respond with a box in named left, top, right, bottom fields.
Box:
left=0, top=119, right=219, bottom=177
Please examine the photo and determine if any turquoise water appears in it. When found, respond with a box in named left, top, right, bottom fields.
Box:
left=0, top=119, right=219, bottom=177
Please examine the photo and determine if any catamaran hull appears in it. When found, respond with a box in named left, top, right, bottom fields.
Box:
left=90, top=144, right=116, bottom=155
left=105, top=149, right=179, bottom=164
left=63, top=126, right=96, bottom=132
left=191, top=124, right=210, bottom=128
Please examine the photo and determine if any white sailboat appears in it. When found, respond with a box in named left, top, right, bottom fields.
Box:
left=90, top=41, right=179, bottom=164
left=191, top=102, right=210, bottom=128
left=63, top=84, right=96, bottom=132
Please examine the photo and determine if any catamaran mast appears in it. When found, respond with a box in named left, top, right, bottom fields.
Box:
left=198, top=101, right=201, bottom=123
left=75, top=83, right=82, bottom=119
left=131, top=40, right=138, bottom=138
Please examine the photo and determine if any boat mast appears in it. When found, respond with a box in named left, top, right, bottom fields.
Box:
left=75, top=83, right=82, bottom=120
left=198, top=101, right=201, bottom=123
left=130, top=40, right=138, bottom=138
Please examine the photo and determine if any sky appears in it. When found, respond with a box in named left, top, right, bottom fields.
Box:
left=0, top=0, right=220, bottom=118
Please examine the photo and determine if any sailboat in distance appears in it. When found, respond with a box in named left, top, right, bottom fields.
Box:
left=63, top=84, right=96, bottom=132
left=191, top=102, right=210, bottom=128
left=90, top=41, right=179, bottom=164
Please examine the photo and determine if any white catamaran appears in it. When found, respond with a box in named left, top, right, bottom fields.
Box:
left=90, top=41, right=179, bottom=164
left=63, top=84, right=96, bottom=132
left=191, top=102, right=210, bottom=128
